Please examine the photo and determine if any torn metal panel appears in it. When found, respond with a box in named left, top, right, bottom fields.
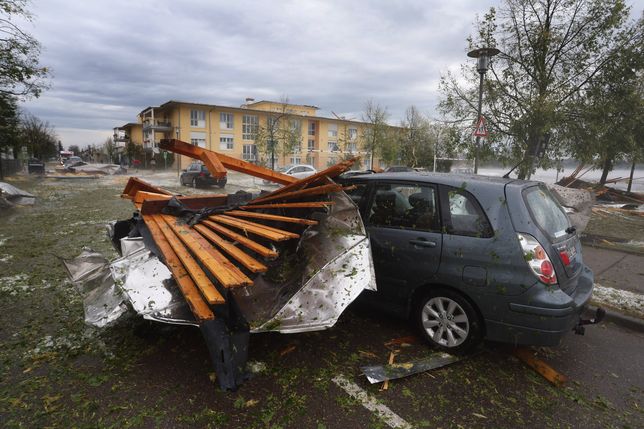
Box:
left=361, top=352, right=462, bottom=384
left=0, top=182, right=35, bottom=205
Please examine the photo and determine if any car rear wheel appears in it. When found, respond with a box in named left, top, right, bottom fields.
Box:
left=415, top=288, right=482, bottom=353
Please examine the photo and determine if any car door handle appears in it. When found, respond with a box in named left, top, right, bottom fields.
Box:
left=409, top=239, right=437, bottom=248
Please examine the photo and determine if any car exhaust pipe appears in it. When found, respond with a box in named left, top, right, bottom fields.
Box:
left=573, top=307, right=606, bottom=335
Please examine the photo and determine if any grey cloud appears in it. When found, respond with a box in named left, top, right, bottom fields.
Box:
left=21, top=0, right=501, bottom=146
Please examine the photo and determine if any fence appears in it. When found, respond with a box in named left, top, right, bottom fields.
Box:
left=0, top=159, right=23, bottom=179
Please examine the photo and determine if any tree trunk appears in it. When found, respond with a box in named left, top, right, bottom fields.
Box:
left=518, top=133, right=539, bottom=180
left=599, top=156, right=612, bottom=185
left=627, top=156, right=636, bottom=193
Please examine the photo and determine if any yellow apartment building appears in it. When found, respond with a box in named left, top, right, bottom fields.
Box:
left=114, top=99, right=384, bottom=170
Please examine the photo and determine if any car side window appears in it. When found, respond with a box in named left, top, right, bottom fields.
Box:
left=443, top=187, right=493, bottom=238
left=344, top=183, right=369, bottom=208
left=367, top=183, right=439, bottom=232
left=189, top=164, right=200, bottom=172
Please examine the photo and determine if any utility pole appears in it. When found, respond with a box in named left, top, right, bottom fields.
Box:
left=467, top=47, right=499, bottom=174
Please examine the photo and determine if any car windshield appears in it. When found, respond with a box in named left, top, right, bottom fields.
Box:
left=524, top=186, right=570, bottom=239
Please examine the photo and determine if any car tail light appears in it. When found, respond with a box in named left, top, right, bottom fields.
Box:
left=517, top=233, right=558, bottom=285
left=199, top=172, right=206, bottom=177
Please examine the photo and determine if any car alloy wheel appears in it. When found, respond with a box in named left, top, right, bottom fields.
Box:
left=416, top=288, right=482, bottom=353
left=421, top=297, right=469, bottom=347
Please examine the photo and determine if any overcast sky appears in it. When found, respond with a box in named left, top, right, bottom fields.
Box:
left=18, top=0, right=643, bottom=148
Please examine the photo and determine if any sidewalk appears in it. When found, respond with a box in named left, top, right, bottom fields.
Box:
left=581, top=244, right=644, bottom=323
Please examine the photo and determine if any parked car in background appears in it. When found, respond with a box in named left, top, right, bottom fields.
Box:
left=27, top=158, right=45, bottom=174
left=63, top=156, right=84, bottom=168
left=180, top=161, right=227, bottom=188
left=338, top=172, right=599, bottom=353
left=263, top=164, right=317, bottom=184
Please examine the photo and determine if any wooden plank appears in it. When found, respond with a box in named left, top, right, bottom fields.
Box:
left=122, top=177, right=173, bottom=199
left=248, top=183, right=343, bottom=205
left=147, top=215, right=225, bottom=305
left=209, top=215, right=299, bottom=241
left=143, top=217, right=215, bottom=321
left=140, top=194, right=228, bottom=215
left=224, top=210, right=318, bottom=226
left=513, top=347, right=567, bottom=387
left=201, top=220, right=279, bottom=259
left=159, top=215, right=252, bottom=288
left=193, top=224, right=267, bottom=273
left=159, top=139, right=297, bottom=185
left=239, top=201, right=335, bottom=210
left=199, top=150, right=227, bottom=178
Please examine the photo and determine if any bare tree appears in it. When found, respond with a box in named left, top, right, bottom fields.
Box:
left=361, top=100, right=393, bottom=168
left=103, top=137, right=116, bottom=164
left=253, top=98, right=301, bottom=169
left=20, top=112, right=57, bottom=159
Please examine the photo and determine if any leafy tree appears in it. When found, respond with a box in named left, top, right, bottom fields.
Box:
left=439, top=0, right=635, bottom=179
left=0, top=94, right=20, bottom=157
left=20, top=112, right=57, bottom=159
left=0, top=0, right=49, bottom=98
left=68, top=144, right=80, bottom=155
left=564, top=18, right=643, bottom=184
left=361, top=100, right=395, bottom=168
left=399, top=106, right=435, bottom=168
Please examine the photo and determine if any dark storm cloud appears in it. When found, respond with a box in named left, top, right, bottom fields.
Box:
left=21, top=0, right=500, bottom=146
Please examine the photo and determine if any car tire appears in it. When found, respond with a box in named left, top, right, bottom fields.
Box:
left=415, top=288, right=482, bottom=354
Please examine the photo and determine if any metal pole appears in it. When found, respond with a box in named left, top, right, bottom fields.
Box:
left=474, top=71, right=484, bottom=175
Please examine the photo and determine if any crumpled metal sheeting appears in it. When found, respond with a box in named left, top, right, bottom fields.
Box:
left=361, top=352, right=462, bottom=384
left=0, top=181, right=36, bottom=205
left=233, top=189, right=377, bottom=333
left=62, top=249, right=129, bottom=328
left=63, top=238, right=198, bottom=328
left=110, top=238, right=197, bottom=326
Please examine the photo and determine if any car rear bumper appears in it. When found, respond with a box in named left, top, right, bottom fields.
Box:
left=484, top=265, right=595, bottom=346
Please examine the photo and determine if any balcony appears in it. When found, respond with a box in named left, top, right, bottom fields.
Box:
left=113, top=134, right=130, bottom=143
left=142, top=119, right=172, bottom=132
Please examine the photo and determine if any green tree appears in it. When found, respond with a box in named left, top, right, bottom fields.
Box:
left=68, top=144, right=80, bottom=155
left=0, top=0, right=49, bottom=98
left=0, top=94, right=20, bottom=156
left=565, top=19, right=643, bottom=184
left=361, top=100, right=394, bottom=168
left=399, top=106, right=435, bottom=168
left=439, top=0, right=635, bottom=179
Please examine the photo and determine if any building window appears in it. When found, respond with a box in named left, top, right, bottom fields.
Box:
left=220, top=134, right=234, bottom=150
left=267, top=115, right=279, bottom=129
left=307, top=139, right=315, bottom=152
left=290, top=156, right=301, bottom=165
left=190, top=110, right=206, bottom=127
left=242, top=144, right=257, bottom=161
left=328, top=141, right=339, bottom=152
left=289, top=119, right=301, bottom=133
left=306, top=153, right=316, bottom=168
left=347, top=142, right=357, bottom=153
left=292, top=141, right=302, bottom=153
left=328, top=123, right=338, bottom=138
left=220, top=112, right=233, bottom=130
left=349, top=127, right=358, bottom=141
left=242, top=115, right=258, bottom=140
left=308, top=121, right=316, bottom=136
left=327, top=157, right=337, bottom=167
left=190, top=131, right=206, bottom=148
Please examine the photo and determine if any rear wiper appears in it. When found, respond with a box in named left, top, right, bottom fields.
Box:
left=565, top=226, right=576, bottom=235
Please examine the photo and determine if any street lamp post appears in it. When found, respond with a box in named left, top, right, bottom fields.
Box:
left=467, top=47, right=499, bottom=174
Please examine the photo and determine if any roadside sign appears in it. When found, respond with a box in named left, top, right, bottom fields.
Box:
left=473, top=116, right=487, bottom=137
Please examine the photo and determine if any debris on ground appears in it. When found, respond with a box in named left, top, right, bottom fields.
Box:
left=64, top=138, right=376, bottom=390
left=361, top=351, right=462, bottom=384
left=512, top=347, right=567, bottom=387
left=0, top=181, right=36, bottom=207
left=547, top=184, right=594, bottom=233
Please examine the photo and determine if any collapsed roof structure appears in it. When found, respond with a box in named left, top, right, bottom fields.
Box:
left=64, top=139, right=376, bottom=390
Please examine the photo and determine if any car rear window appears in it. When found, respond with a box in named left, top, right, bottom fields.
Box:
left=523, top=186, right=570, bottom=239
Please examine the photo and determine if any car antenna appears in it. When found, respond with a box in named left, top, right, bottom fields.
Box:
left=503, top=159, right=526, bottom=178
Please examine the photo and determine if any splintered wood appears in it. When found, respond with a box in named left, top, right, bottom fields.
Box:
left=122, top=140, right=357, bottom=324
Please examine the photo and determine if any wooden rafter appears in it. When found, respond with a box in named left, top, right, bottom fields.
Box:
left=193, top=224, right=268, bottom=273
left=238, top=201, right=335, bottom=210
left=249, top=184, right=343, bottom=205
left=201, top=220, right=279, bottom=259
left=224, top=210, right=318, bottom=226
left=209, top=215, right=299, bottom=241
